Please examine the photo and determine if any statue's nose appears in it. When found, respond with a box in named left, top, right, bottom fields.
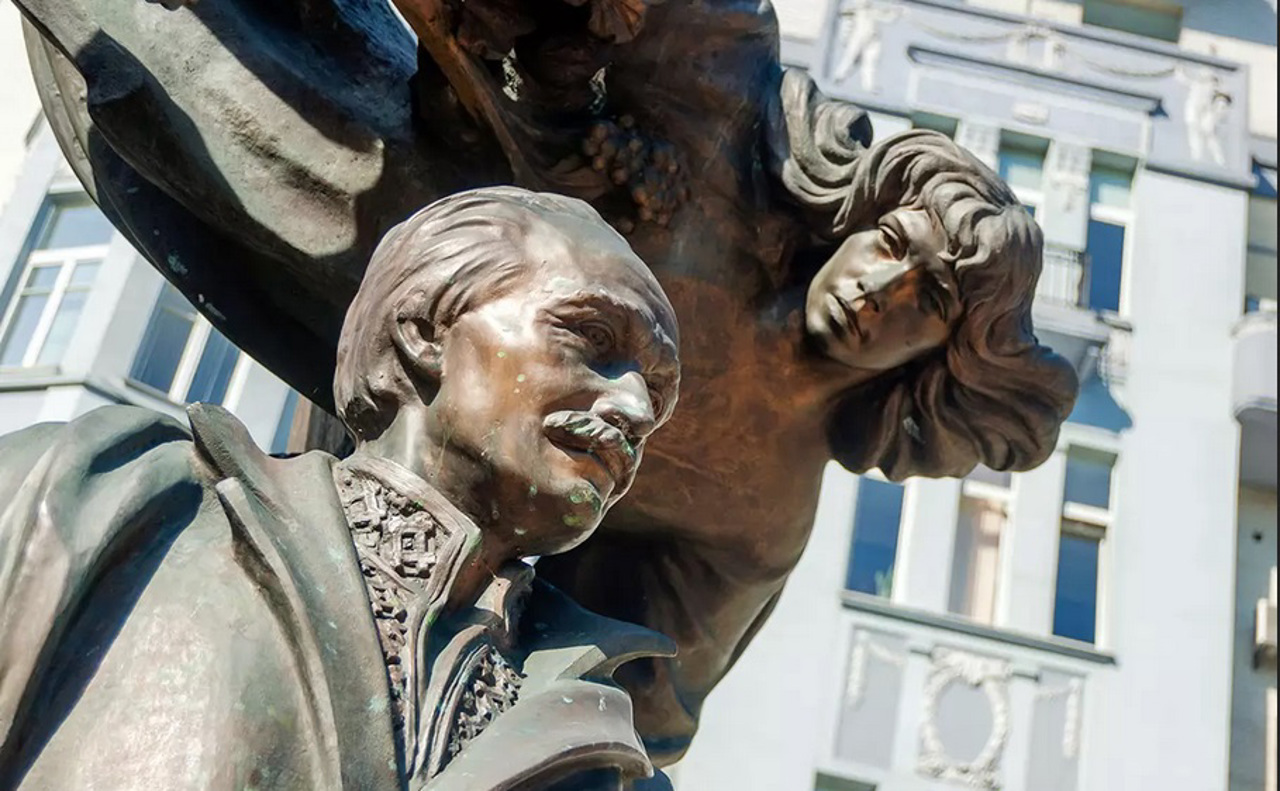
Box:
left=594, top=371, right=657, bottom=445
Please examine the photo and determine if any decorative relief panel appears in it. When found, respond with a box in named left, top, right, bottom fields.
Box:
left=917, top=647, right=1011, bottom=790
left=1026, top=669, right=1085, bottom=791
left=832, top=0, right=903, bottom=94
left=816, top=0, right=1250, bottom=177
left=954, top=121, right=1001, bottom=170
left=1045, top=142, right=1091, bottom=214
left=837, top=628, right=909, bottom=769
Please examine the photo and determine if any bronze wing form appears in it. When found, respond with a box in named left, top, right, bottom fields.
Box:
left=15, top=0, right=512, bottom=407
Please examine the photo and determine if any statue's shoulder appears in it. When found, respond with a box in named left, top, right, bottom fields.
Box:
left=0, top=405, right=394, bottom=790
left=0, top=404, right=195, bottom=476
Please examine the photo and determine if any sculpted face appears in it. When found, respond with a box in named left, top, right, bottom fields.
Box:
left=805, top=207, right=961, bottom=371
left=417, top=218, right=680, bottom=557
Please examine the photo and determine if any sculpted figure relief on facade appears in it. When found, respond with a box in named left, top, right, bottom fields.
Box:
left=1178, top=66, right=1233, bottom=166
left=833, top=0, right=903, bottom=93
left=4, top=0, right=1080, bottom=780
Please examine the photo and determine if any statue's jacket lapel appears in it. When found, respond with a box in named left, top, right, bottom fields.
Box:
left=187, top=404, right=403, bottom=791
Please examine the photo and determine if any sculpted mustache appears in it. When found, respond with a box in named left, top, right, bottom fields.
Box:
left=542, top=412, right=638, bottom=463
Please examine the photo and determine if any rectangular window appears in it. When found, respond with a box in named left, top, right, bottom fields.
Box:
left=1084, top=158, right=1134, bottom=314
left=1053, top=447, right=1116, bottom=644
left=130, top=282, right=196, bottom=392
left=270, top=390, right=302, bottom=455
left=949, top=465, right=1012, bottom=625
left=1053, top=529, right=1102, bottom=643
left=998, top=132, right=1048, bottom=220
left=847, top=476, right=905, bottom=598
left=912, top=112, right=958, bottom=139
left=815, top=774, right=876, bottom=791
left=0, top=197, right=111, bottom=369
left=1085, top=219, right=1125, bottom=312
left=130, top=283, right=244, bottom=406
left=1082, top=0, right=1182, bottom=43
left=1245, top=195, right=1277, bottom=314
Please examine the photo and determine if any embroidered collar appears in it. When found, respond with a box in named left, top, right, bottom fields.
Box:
left=332, top=454, right=483, bottom=761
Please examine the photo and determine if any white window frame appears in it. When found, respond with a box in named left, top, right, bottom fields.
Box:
left=0, top=243, right=108, bottom=370
left=130, top=294, right=252, bottom=410
left=1053, top=445, right=1117, bottom=648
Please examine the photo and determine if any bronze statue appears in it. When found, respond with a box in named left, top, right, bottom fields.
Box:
left=11, top=0, right=1080, bottom=764
left=0, top=187, right=682, bottom=790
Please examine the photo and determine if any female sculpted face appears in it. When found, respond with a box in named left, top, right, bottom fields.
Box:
left=805, top=207, right=961, bottom=371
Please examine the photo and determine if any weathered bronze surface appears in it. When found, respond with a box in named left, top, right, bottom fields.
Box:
left=0, top=188, right=681, bottom=789
left=12, top=0, right=1080, bottom=764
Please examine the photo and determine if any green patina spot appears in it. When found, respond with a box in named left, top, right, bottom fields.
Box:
left=496, top=350, right=507, bottom=359
left=562, top=514, right=584, bottom=528
left=368, top=695, right=388, bottom=714
left=166, top=252, right=187, bottom=275
left=528, top=485, right=538, bottom=497
left=516, top=373, right=527, bottom=382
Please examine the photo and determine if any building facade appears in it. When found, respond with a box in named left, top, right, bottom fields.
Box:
left=0, top=113, right=299, bottom=454
left=0, top=2, right=1274, bottom=790
left=669, top=1, right=1277, bottom=790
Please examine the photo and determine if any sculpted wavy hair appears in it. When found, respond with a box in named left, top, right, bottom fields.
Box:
left=334, top=186, right=620, bottom=440
left=771, top=70, right=1079, bottom=479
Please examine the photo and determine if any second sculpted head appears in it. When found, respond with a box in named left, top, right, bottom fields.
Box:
left=335, top=187, right=680, bottom=560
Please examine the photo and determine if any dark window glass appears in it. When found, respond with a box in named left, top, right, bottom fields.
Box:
left=0, top=293, right=49, bottom=366
left=186, top=329, right=240, bottom=404
left=912, top=113, right=957, bottom=138
left=131, top=286, right=197, bottom=393
left=271, top=390, right=301, bottom=454
left=26, top=266, right=59, bottom=289
left=1053, top=531, right=1100, bottom=643
left=815, top=774, right=876, bottom=791
left=998, top=149, right=1045, bottom=193
left=1064, top=448, right=1115, bottom=510
left=847, top=478, right=904, bottom=597
left=1085, top=219, right=1125, bottom=312
left=1082, top=0, right=1181, bottom=43
left=35, top=202, right=115, bottom=250
left=36, top=289, right=88, bottom=366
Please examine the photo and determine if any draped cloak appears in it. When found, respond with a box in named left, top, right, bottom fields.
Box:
left=0, top=405, right=669, bottom=790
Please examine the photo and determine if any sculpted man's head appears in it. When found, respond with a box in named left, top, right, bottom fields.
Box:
left=335, top=187, right=680, bottom=559
left=775, top=73, right=1077, bottom=481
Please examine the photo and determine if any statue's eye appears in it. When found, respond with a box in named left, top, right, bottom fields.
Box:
left=922, top=284, right=951, bottom=321
left=879, top=223, right=908, bottom=259
left=647, top=384, right=666, bottom=419
left=575, top=321, right=617, bottom=356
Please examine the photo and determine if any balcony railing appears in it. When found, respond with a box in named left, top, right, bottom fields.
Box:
left=1037, top=245, right=1088, bottom=309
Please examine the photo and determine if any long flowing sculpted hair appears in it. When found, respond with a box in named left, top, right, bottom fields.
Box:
left=771, top=70, right=1079, bottom=480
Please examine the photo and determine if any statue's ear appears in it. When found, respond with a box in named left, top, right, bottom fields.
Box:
left=391, top=293, right=445, bottom=384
